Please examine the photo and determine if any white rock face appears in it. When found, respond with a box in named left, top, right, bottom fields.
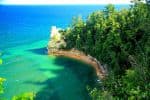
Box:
left=50, top=26, right=60, bottom=38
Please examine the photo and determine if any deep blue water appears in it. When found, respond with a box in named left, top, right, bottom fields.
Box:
left=0, top=5, right=129, bottom=50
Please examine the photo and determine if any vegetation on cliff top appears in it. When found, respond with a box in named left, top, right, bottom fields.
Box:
left=48, top=29, right=66, bottom=51
left=57, top=0, right=150, bottom=99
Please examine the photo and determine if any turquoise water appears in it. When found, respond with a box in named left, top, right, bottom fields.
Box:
left=0, top=40, right=97, bottom=99
left=0, top=5, right=129, bottom=99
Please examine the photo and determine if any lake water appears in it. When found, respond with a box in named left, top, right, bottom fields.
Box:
left=0, top=5, right=129, bottom=99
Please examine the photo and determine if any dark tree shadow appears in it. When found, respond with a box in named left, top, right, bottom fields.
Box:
left=53, top=56, right=98, bottom=86
left=27, top=47, right=47, bottom=55
left=24, top=76, right=61, bottom=100
left=23, top=56, right=98, bottom=100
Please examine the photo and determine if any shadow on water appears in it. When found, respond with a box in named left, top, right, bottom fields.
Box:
left=23, top=74, right=61, bottom=100
left=23, top=56, right=98, bottom=100
left=27, top=47, right=47, bottom=55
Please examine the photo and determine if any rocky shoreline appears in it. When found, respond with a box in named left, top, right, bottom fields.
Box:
left=48, top=26, right=107, bottom=79
left=48, top=49, right=107, bottom=79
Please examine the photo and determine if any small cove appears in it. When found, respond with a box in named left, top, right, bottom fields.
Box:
left=0, top=40, right=98, bottom=99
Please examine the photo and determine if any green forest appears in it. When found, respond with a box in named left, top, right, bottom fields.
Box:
left=59, top=0, right=150, bottom=99
left=0, top=0, right=150, bottom=99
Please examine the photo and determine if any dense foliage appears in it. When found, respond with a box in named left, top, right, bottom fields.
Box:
left=12, top=92, right=35, bottom=100
left=0, top=78, right=5, bottom=94
left=0, top=54, right=5, bottom=95
left=61, top=1, right=150, bottom=99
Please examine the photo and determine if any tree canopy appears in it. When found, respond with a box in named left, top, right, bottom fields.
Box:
left=61, top=1, right=150, bottom=99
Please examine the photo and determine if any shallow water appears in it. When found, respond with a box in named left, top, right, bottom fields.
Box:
left=0, top=40, right=97, bottom=99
